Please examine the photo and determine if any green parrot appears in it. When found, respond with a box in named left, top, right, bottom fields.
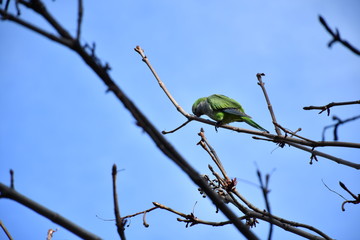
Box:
left=192, top=94, right=268, bottom=132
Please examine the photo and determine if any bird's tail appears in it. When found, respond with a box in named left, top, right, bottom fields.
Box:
left=242, top=117, right=268, bottom=132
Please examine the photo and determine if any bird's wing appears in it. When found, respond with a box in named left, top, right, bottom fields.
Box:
left=222, top=108, right=251, bottom=118
left=208, top=94, right=251, bottom=117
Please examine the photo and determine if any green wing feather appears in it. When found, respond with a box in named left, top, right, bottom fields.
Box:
left=207, top=94, right=250, bottom=118
left=207, top=94, right=268, bottom=132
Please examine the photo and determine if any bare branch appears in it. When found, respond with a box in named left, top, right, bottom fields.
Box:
left=122, top=206, right=158, bottom=220
left=112, top=164, right=126, bottom=240
left=287, top=142, right=360, bottom=169
left=339, top=181, right=360, bottom=211
left=0, top=220, right=13, bottom=240
left=248, top=210, right=333, bottom=240
left=274, top=123, right=315, bottom=143
left=19, top=0, right=73, bottom=40
left=303, top=100, right=360, bottom=115
left=0, top=183, right=102, bottom=240
left=3, top=0, right=11, bottom=12
left=196, top=133, right=332, bottom=239
left=0, top=9, right=73, bottom=47
left=162, top=119, right=193, bottom=134
left=152, top=202, right=239, bottom=227
left=9, top=169, right=14, bottom=189
left=256, top=170, right=273, bottom=240
left=76, top=0, right=83, bottom=40
left=322, top=115, right=360, bottom=141
left=319, top=15, right=360, bottom=56
left=134, top=46, right=189, bottom=117
left=197, top=128, right=230, bottom=182
left=256, top=73, right=281, bottom=135
left=321, top=179, right=347, bottom=201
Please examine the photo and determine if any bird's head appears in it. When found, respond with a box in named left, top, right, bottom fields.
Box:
left=192, top=97, right=207, bottom=117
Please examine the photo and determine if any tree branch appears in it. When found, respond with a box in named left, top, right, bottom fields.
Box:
left=0, top=183, right=102, bottom=240
left=152, top=202, right=239, bottom=227
left=322, top=115, right=360, bottom=141
left=112, top=164, right=126, bottom=240
left=134, top=46, right=189, bottom=117
left=256, top=73, right=281, bottom=135
left=132, top=50, right=359, bottom=168
left=0, top=220, right=13, bottom=240
left=256, top=170, right=273, bottom=240
left=303, top=100, right=360, bottom=115
left=319, top=15, right=360, bottom=56
left=76, top=0, right=83, bottom=40
left=339, top=181, right=360, bottom=211
left=0, top=9, right=73, bottom=47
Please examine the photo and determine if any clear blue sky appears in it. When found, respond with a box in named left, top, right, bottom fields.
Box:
left=1, top=0, right=359, bottom=239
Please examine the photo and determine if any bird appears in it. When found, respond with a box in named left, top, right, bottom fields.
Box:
left=192, top=94, right=268, bottom=132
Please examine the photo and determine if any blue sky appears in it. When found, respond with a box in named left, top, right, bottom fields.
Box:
left=1, top=0, right=360, bottom=239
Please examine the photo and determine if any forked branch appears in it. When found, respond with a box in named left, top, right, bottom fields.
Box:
left=134, top=46, right=360, bottom=169
left=303, top=100, right=360, bottom=115
left=319, top=15, right=360, bottom=56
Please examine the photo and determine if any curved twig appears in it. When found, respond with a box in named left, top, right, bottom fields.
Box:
left=162, top=119, right=192, bottom=134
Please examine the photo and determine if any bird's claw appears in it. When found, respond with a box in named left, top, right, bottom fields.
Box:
left=215, top=121, right=222, bottom=132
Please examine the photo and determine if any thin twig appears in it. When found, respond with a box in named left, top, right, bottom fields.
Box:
left=0, top=221, right=13, bottom=240
left=112, top=164, right=126, bottom=240
left=9, top=169, right=14, bottom=189
left=122, top=206, right=158, bottom=219
left=303, top=100, right=360, bottom=115
left=256, top=170, right=273, bottom=240
left=256, top=73, right=281, bottom=135
left=274, top=123, right=316, bottom=143
left=322, top=115, right=360, bottom=141
left=121, top=206, right=158, bottom=227
left=152, top=202, right=239, bottom=227
left=20, top=0, right=73, bottom=40
left=319, top=15, right=360, bottom=56
left=76, top=0, right=83, bottom=40
left=134, top=46, right=189, bottom=117
left=4, top=0, right=11, bottom=12
left=339, top=181, right=360, bottom=211
left=162, top=119, right=192, bottom=134
left=321, top=179, right=347, bottom=201
left=248, top=211, right=333, bottom=240
left=197, top=129, right=230, bottom=182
